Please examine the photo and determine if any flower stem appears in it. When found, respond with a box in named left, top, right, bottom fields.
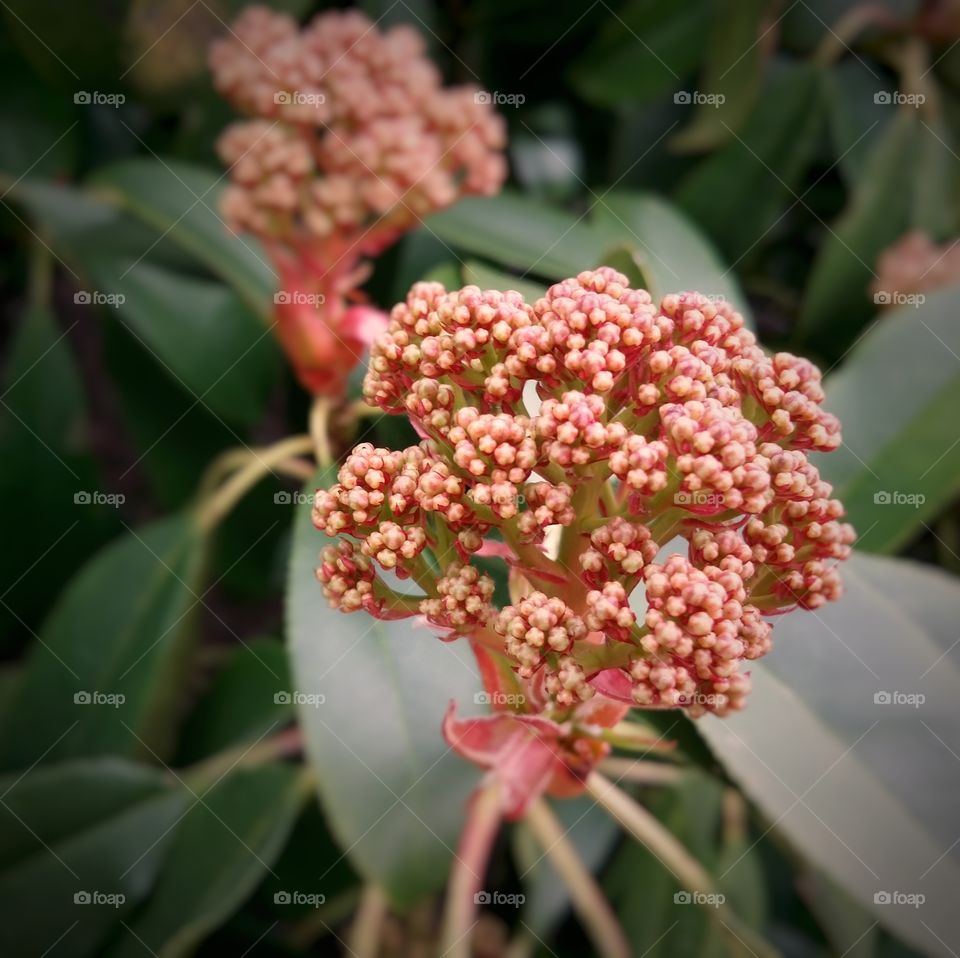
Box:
left=347, top=883, right=389, bottom=958
left=310, top=394, right=335, bottom=467
left=586, top=772, right=780, bottom=958
left=524, top=798, right=631, bottom=958
left=439, top=779, right=503, bottom=958
left=598, top=757, right=684, bottom=785
left=195, top=434, right=316, bottom=532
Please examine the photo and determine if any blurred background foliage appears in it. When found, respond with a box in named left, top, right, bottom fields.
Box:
left=2, top=0, right=960, bottom=956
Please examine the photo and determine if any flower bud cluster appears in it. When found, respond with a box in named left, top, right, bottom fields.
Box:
left=315, top=268, right=853, bottom=718
left=210, top=7, right=506, bottom=394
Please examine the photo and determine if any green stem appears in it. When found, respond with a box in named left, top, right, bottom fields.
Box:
left=524, top=798, right=631, bottom=958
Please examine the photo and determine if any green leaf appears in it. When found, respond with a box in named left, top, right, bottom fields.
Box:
left=819, top=286, right=960, bottom=553
left=570, top=0, right=711, bottom=107
left=697, top=552, right=960, bottom=958
left=0, top=758, right=187, bottom=957
left=0, top=515, right=207, bottom=770
left=107, top=764, right=309, bottom=958
left=675, top=61, right=826, bottom=264
left=177, top=638, right=293, bottom=763
left=513, top=796, right=619, bottom=939
left=286, top=468, right=484, bottom=907
left=669, top=0, right=768, bottom=153
left=0, top=299, right=118, bottom=645
left=824, top=60, right=894, bottom=185
left=87, top=258, right=280, bottom=427
left=590, top=191, right=753, bottom=321
left=426, top=192, right=599, bottom=280
left=799, top=112, right=958, bottom=347
left=91, top=159, right=277, bottom=319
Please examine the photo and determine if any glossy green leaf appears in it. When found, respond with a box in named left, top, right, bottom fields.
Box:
left=107, top=763, right=309, bottom=958
left=0, top=514, right=207, bottom=770
left=669, top=0, right=767, bottom=153
left=177, top=638, right=293, bottom=763
left=676, top=61, right=825, bottom=264
left=697, top=552, right=960, bottom=958
left=819, top=286, right=960, bottom=553
left=591, top=191, right=752, bottom=321
left=799, top=112, right=959, bottom=347
left=0, top=758, right=187, bottom=957
left=286, top=468, right=484, bottom=907
left=571, top=0, right=711, bottom=106
left=426, top=191, right=599, bottom=280
left=91, top=159, right=277, bottom=319
left=88, top=258, right=280, bottom=426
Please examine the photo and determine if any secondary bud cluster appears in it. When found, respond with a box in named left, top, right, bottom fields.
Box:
left=314, top=268, right=854, bottom=718
left=210, top=7, right=506, bottom=394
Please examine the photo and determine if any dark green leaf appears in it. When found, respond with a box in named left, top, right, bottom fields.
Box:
left=819, top=286, right=960, bottom=552
left=107, top=763, right=309, bottom=958
left=675, top=62, right=826, bottom=264
left=178, top=638, right=292, bottom=764
left=91, top=159, right=277, bottom=319
left=0, top=514, right=207, bottom=770
left=571, top=0, right=711, bottom=106
left=0, top=758, right=187, bottom=958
